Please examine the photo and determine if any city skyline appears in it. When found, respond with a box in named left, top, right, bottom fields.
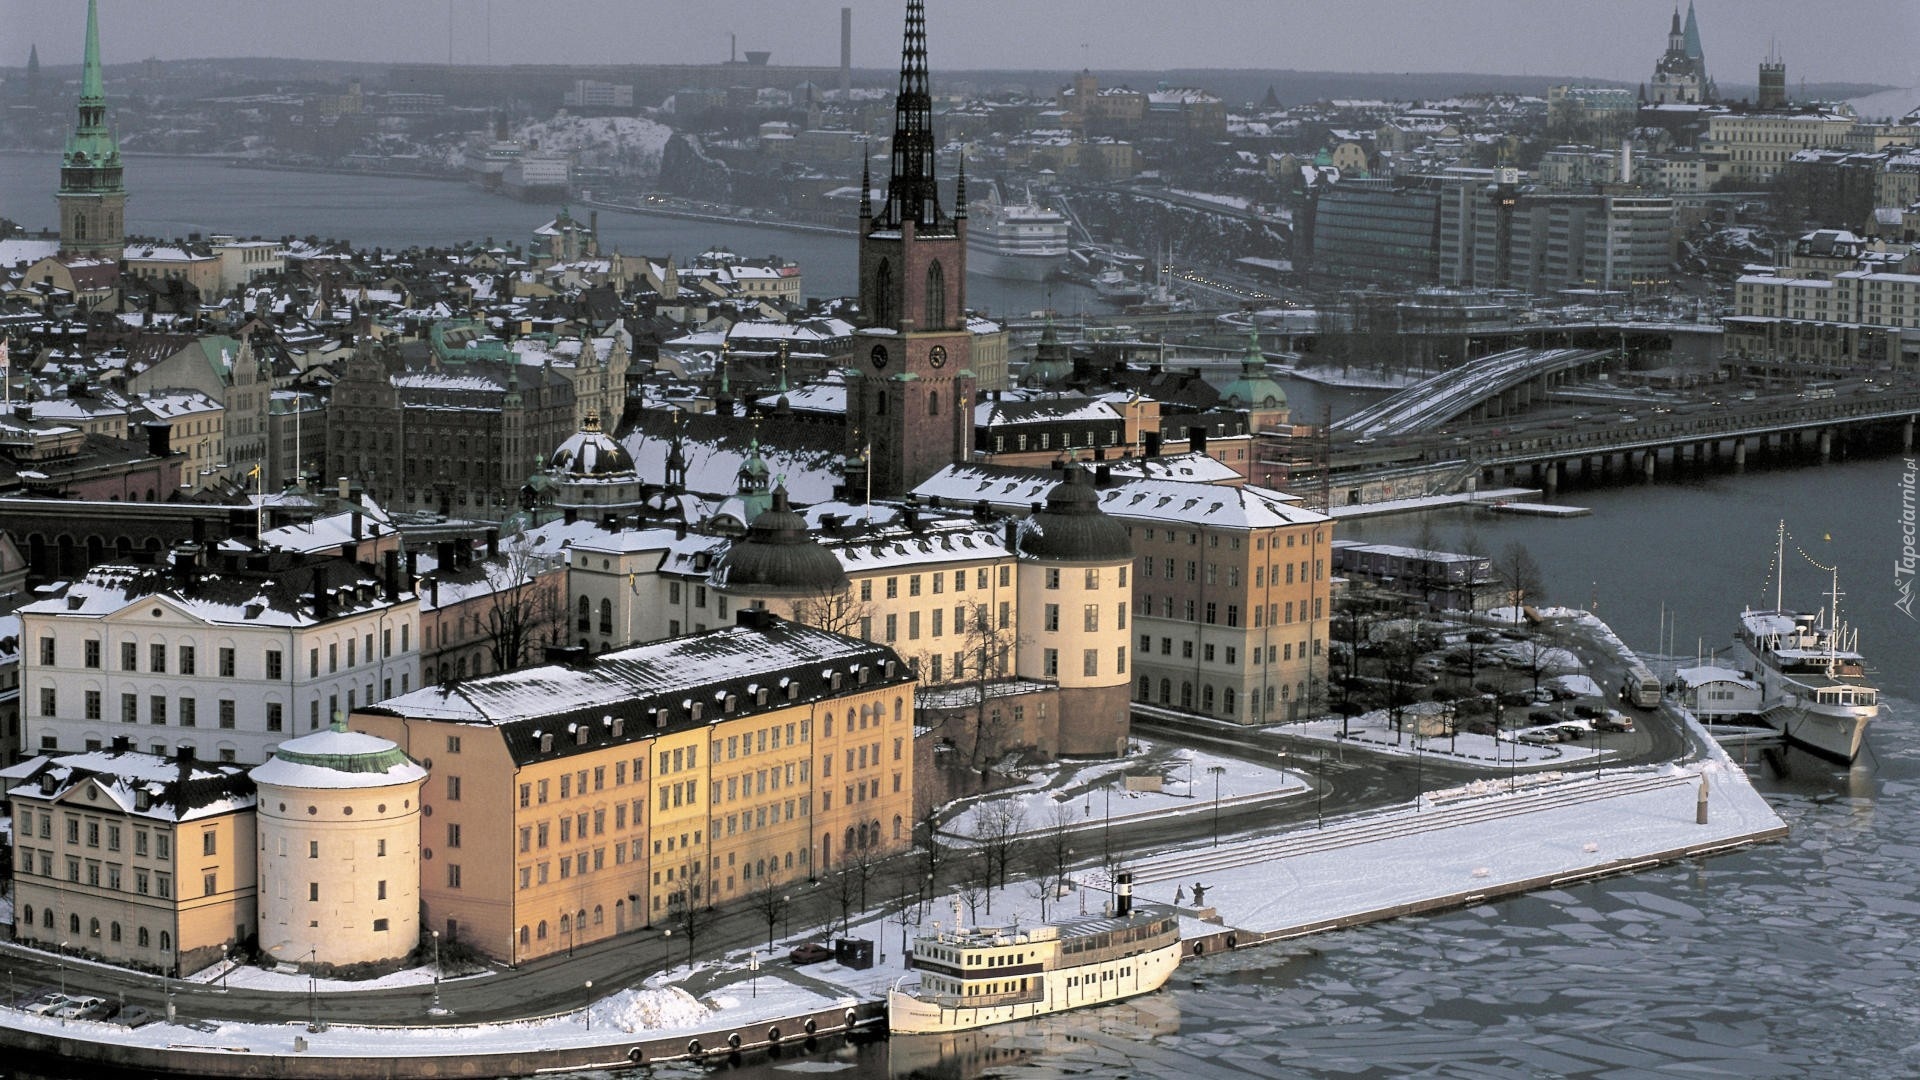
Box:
left=3, top=0, right=1915, bottom=93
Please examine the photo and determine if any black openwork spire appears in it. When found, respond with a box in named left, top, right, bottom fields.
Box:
left=880, top=0, right=945, bottom=230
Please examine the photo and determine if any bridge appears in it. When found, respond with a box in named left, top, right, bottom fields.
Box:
left=1337, top=347, right=1616, bottom=438
left=1325, top=380, right=1920, bottom=496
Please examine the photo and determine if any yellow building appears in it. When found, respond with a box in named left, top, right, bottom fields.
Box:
left=251, top=722, right=427, bottom=971
left=3, top=742, right=257, bottom=976
left=355, top=611, right=914, bottom=964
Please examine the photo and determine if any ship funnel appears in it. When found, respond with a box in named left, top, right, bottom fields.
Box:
left=1114, top=871, right=1134, bottom=917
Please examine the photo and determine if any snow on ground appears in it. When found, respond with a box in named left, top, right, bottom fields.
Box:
left=1553, top=673, right=1603, bottom=697
left=1279, top=709, right=1608, bottom=768
left=939, top=743, right=1301, bottom=842
left=182, top=957, right=491, bottom=993
left=1328, top=488, right=1540, bottom=520
left=1278, top=364, right=1431, bottom=390
left=513, top=115, right=674, bottom=174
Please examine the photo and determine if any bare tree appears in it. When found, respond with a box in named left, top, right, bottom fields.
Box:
left=1378, top=627, right=1424, bottom=744
left=666, top=892, right=708, bottom=970
left=917, top=804, right=948, bottom=903
left=1497, top=541, right=1546, bottom=612
left=751, top=880, right=788, bottom=953
left=971, top=802, right=1028, bottom=912
left=791, top=585, right=871, bottom=639
left=1025, top=802, right=1078, bottom=920
left=479, top=531, right=567, bottom=672
left=824, top=868, right=861, bottom=938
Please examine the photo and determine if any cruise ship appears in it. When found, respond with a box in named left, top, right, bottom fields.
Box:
left=888, top=873, right=1181, bottom=1034
left=966, top=185, right=1070, bottom=281
left=1731, top=522, right=1881, bottom=763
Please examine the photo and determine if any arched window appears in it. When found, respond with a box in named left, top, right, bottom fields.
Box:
left=845, top=826, right=856, bottom=853
left=593, top=905, right=604, bottom=926
left=1202, top=685, right=1215, bottom=713
left=755, top=858, right=766, bottom=878
left=70, top=913, right=81, bottom=934
left=598, top=599, right=613, bottom=634
left=928, top=390, right=939, bottom=417
left=1138, top=676, right=1150, bottom=700
left=110, top=922, right=121, bottom=943
left=577, top=595, right=591, bottom=631
left=873, top=260, right=894, bottom=326
left=857, top=823, right=868, bottom=849
left=1223, top=688, right=1237, bottom=715
left=159, top=931, right=172, bottom=952
left=894, top=814, right=903, bottom=839
left=20, top=905, right=31, bottom=928
left=924, top=261, right=946, bottom=328
left=1159, top=678, right=1172, bottom=704
left=537, top=920, right=548, bottom=940
left=138, top=927, right=150, bottom=948
left=73, top=213, right=87, bottom=241
left=894, top=697, right=903, bottom=724
left=1181, top=682, right=1194, bottom=709
left=559, top=913, right=571, bottom=936
left=43, top=909, right=53, bottom=929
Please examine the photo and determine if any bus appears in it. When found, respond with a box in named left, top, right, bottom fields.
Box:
left=1621, top=665, right=1662, bottom=709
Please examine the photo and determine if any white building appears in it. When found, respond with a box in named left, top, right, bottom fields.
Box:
left=1674, top=665, right=1762, bottom=720
left=20, top=552, right=421, bottom=766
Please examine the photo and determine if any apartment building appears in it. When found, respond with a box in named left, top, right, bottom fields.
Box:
left=354, top=612, right=914, bottom=964
left=20, top=551, right=421, bottom=765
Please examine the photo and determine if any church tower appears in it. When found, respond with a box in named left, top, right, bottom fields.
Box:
left=57, top=0, right=125, bottom=265
left=847, top=0, right=974, bottom=499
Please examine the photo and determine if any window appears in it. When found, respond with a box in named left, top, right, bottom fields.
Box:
left=150, top=643, right=166, bottom=673
left=180, top=698, right=196, bottom=727
left=1083, top=649, right=1099, bottom=677
left=38, top=687, right=55, bottom=717
left=309, top=882, right=320, bottom=902
left=1043, top=648, right=1059, bottom=677
left=84, top=639, right=100, bottom=669
left=219, top=647, right=235, bottom=677
left=1044, top=604, right=1060, bottom=632
left=1045, top=568, right=1061, bottom=590
left=1084, top=604, right=1100, bottom=633
left=266, top=650, right=282, bottom=680
left=265, top=702, right=281, bottom=732
left=150, top=695, right=166, bottom=725
left=202, top=831, right=216, bottom=856
left=121, top=642, right=137, bottom=671
left=447, top=865, right=462, bottom=889
left=446, top=776, right=462, bottom=801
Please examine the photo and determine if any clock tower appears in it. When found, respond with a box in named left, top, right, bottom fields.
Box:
left=57, top=0, right=126, bottom=266
left=848, top=0, right=975, bottom=499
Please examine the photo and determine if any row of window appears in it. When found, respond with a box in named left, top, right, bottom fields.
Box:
left=36, top=632, right=407, bottom=678
left=1135, top=595, right=1325, bottom=626
left=1139, top=635, right=1309, bottom=666
left=1038, top=647, right=1128, bottom=678
left=861, top=565, right=1015, bottom=602
left=39, top=681, right=403, bottom=731
left=19, top=906, right=171, bottom=953
left=16, top=809, right=174, bottom=858
left=1137, top=677, right=1308, bottom=715
left=17, top=848, right=172, bottom=897
left=1136, top=527, right=1325, bottom=552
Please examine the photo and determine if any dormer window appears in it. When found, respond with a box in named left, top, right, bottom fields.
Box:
left=690, top=703, right=703, bottom=722
left=539, top=732, right=553, bottom=753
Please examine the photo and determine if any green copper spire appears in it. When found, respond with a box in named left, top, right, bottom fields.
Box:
left=59, top=0, right=125, bottom=261
left=1218, top=320, right=1287, bottom=417
left=80, top=0, right=104, bottom=103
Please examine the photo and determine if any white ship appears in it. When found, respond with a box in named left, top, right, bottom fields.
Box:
left=887, top=872, right=1181, bottom=1035
left=967, top=185, right=1070, bottom=281
left=1731, top=521, right=1880, bottom=764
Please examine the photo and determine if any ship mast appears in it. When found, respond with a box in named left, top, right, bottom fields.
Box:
left=1773, top=518, right=1785, bottom=614
left=1824, top=563, right=1842, bottom=675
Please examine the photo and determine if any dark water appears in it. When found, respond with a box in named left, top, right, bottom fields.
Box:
left=9, top=153, right=1920, bottom=1078
left=0, top=152, right=1095, bottom=321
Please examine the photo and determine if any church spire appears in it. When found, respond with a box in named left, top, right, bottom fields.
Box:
left=879, top=0, right=945, bottom=230
left=80, top=0, right=104, bottom=105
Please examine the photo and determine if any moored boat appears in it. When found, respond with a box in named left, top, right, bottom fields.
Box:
left=1731, top=521, right=1880, bottom=764
left=887, top=872, right=1181, bottom=1035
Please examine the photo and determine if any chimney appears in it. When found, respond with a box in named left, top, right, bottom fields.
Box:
left=144, top=421, right=173, bottom=458
left=1114, top=871, right=1133, bottom=917
left=487, top=527, right=500, bottom=559
left=1004, top=520, right=1019, bottom=552
left=311, top=565, right=331, bottom=621
left=839, top=7, right=852, bottom=100
left=564, top=506, right=578, bottom=525
left=1144, top=432, right=1162, bottom=458
left=1096, top=464, right=1113, bottom=487
left=405, top=550, right=418, bottom=581
left=12, top=402, right=31, bottom=422
left=351, top=511, right=363, bottom=540
left=675, top=520, right=688, bottom=541
left=437, top=540, right=455, bottom=570
left=112, top=736, right=131, bottom=754
left=903, top=505, right=920, bottom=531
left=1188, top=425, right=1207, bottom=455
left=177, top=745, right=196, bottom=763
left=383, top=549, right=401, bottom=600
left=429, top=577, right=440, bottom=607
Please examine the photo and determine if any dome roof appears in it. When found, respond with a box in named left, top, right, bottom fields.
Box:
left=549, top=411, right=635, bottom=478
left=250, top=723, right=427, bottom=790
left=710, top=487, right=849, bottom=597
left=1017, top=471, right=1134, bottom=563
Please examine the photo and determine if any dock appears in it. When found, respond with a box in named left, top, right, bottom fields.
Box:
left=1487, top=501, right=1592, bottom=517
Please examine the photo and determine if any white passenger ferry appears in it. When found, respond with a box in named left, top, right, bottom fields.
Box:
left=1732, top=521, right=1881, bottom=764
left=887, top=873, right=1181, bottom=1035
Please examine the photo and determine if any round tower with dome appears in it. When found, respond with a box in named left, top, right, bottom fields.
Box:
left=538, top=410, right=644, bottom=520
left=1218, top=321, right=1289, bottom=434
left=250, top=719, right=427, bottom=972
left=710, top=485, right=850, bottom=616
left=1013, top=466, right=1135, bottom=755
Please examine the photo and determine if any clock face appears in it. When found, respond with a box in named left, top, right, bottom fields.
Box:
left=928, top=345, right=948, bottom=369
left=870, top=344, right=889, bottom=369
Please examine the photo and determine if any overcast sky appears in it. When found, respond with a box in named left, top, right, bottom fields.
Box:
left=6, top=1, right=1915, bottom=90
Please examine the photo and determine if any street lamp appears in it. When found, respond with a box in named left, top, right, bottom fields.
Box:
left=430, top=930, right=442, bottom=1015
left=583, top=981, right=593, bottom=1030
left=1103, top=778, right=1113, bottom=863
left=58, top=942, right=68, bottom=1000
left=306, top=948, right=319, bottom=1032
left=1208, top=765, right=1227, bottom=847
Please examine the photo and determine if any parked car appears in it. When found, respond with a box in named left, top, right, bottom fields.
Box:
left=789, top=943, right=833, bottom=966
left=1555, top=725, right=1588, bottom=742
left=1572, top=704, right=1603, bottom=719
left=23, top=994, right=75, bottom=1016
left=115, top=1005, right=157, bottom=1028
left=49, top=996, right=105, bottom=1020
left=1518, top=729, right=1561, bottom=745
